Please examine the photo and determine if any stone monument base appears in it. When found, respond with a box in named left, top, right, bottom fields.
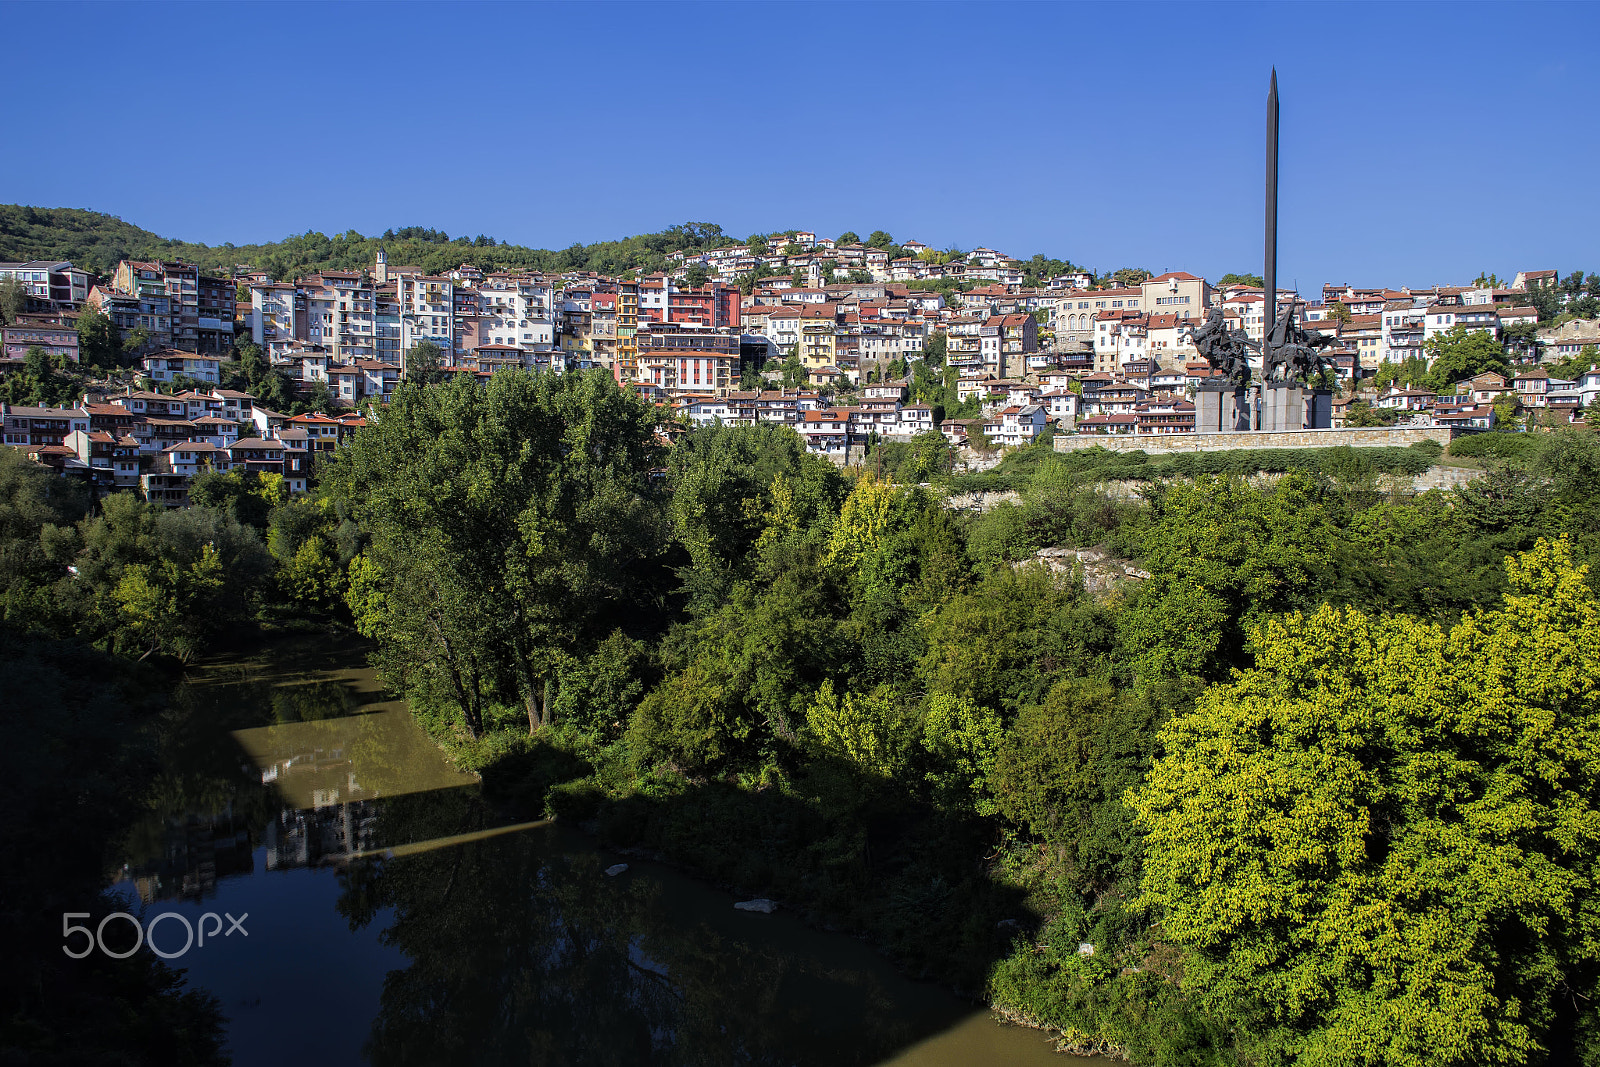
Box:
left=1262, top=382, right=1304, bottom=433
left=1196, top=383, right=1251, bottom=432
left=1306, top=389, right=1333, bottom=430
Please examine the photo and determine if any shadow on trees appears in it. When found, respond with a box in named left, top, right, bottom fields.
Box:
left=338, top=757, right=1038, bottom=1067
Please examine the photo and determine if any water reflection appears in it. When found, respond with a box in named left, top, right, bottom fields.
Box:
left=108, top=638, right=1098, bottom=1066
left=339, top=797, right=1000, bottom=1067
left=233, top=709, right=479, bottom=810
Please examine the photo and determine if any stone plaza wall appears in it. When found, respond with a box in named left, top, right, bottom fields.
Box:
left=1053, top=426, right=1453, bottom=456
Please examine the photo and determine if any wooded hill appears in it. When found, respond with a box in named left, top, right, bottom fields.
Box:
left=0, top=205, right=744, bottom=280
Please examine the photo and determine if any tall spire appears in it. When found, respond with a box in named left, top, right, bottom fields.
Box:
left=1264, top=67, right=1279, bottom=349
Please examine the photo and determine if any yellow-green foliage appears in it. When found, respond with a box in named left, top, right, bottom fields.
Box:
left=1132, top=537, right=1600, bottom=1066
left=824, top=474, right=912, bottom=572
left=804, top=680, right=909, bottom=779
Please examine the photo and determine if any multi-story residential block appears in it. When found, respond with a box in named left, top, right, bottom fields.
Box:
left=300, top=273, right=378, bottom=361
left=590, top=291, right=619, bottom=376
left=113, top=260, right=234, bottom=354
left=638, top=326, right=742, bottom=395
left=2, top=323, right=80, bottom=363
left=616, top=282, right=640, bottom=382
left=799, top=305, right=838, bottom=370
left=106, top=265, right=178, bottom=350
left=1424, top=303, right=1500, bottom=343
left=1059, top=286, right=1143, bottom=342
left=1141, top=272, right=1211, bottom=321
left=479, top=274, right=556, bottom=352
left=0, top=260, right=91, bottom=309
left=1, top=403, right=91, bottom=446
left=142, top=349, right=221, bottom=384
left=799, top=407, right=853, bottom=456
left=374, top=286, right=402, bottom=361
left=397, top=274, right=456, bottom=361
left=64, top=429, right=141, bottom=488
left=1341, top=315, right=1383, bottom=368
left=983, top=404, right=1047, bottom=448
left=250, top=282, right=305, bottom=348
left=228, top=437, right=287, bottom=478
left=1381, top=300, right=1427, bottom=364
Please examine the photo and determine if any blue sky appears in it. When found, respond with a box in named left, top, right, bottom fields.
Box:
left=5, top=1, right=1596, bottom=292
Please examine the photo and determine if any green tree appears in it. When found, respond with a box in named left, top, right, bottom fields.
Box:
left=1217, top=273, right=1265, bottom=288
left=1326, top=300, right=1352, bottom=325
left=746, top=234, right=770, bottom=256
left=804, top=681, right=911, bottom=780
left=865, top=231, right=894, bottom=250
left=991, top=676, right=1154, bottom=880
left=327, top=370, right=665, bottom=738
left=780, top=346, right=804, bottom=388
left=0, top=276, right=28, bottom=324
left=293, top=379, right=336, bottom=415
left=1527, top=283, right=1565, bottom=323
left=404, top=340, right=445, bottom=385
left=1111, top=268, right=1152, bottom=288
left=836, top=231, right=861, bottom=246
left=847, top=269, right=872, bottom=284
left=1117, top=473, right=1336, bottom=680
left=75, top=304, right=122, bottom=368
left=1344, top=399, right=1400, bottom=427
left=919, top=692, right=1003, bottom=814
left=1425, top=323, right=1508, bottom=390
left=683, top=263, right=710, bottom=288
left=1133, top=538, right=1600, bottom=1066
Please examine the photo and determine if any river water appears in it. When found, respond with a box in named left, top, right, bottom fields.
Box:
left=110, top=636, right=1106, bottom=1066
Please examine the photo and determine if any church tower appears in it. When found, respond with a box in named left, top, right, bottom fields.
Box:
left=375, top=246, right=388, bottom=285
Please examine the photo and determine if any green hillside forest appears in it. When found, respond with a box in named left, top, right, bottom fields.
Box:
left=0, top=204, right=746, bottom=279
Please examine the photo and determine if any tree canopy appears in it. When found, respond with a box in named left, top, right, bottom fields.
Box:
left=1134, top=538, right=1600, bottom=1066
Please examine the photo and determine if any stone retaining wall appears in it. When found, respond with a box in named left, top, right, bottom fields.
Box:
left=1053, top=426, right=1453, bottom=455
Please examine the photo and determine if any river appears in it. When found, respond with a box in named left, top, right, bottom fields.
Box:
left=108, top=635, right=1109, bottom=1065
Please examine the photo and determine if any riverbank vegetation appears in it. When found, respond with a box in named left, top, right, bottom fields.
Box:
left=309, top=369, right=1600, bottom=1065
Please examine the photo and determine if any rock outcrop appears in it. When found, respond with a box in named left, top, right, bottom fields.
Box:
left=1020, top=545, right=1150, bottom=595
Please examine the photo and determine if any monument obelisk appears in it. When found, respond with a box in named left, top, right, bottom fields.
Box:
left=1264, top=68, right=1278, bottom=363
left=1258, top=68, right=1305, bottom=432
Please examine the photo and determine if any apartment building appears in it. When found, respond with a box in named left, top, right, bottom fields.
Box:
left=1424, top=303, right=1500, bottom=343
left=799, top=305, right=839, bottom=370
left=479, top=274, right=556, bottom=352
left=1142, top=272, right=1211, bottom=321
left=2, top=323, right=80, bottom=363
left=397, top=274, right=456, bottom=359
left=0, top=260, right=91, bottom=309
left=250, top=282, right=306, bottom=348
left=1381, top=300, right=1427, bottom=364
left=302, top=273, right=379, bottom=361
left=1, top=403, right=91, bottom=446
left=141, top=349, right=221, bottom=384
left=1057, top=287, right=1142, bottom=335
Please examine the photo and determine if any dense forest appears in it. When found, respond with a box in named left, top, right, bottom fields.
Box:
left=8, top=368, right=1600, bottom=1064
left=0, top=204, right=750, bottom=280
left=0, top=204, right=1095, bottom=290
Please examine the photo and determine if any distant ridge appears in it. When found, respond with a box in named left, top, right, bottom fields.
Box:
left=0, top=205, right=743, bottom=280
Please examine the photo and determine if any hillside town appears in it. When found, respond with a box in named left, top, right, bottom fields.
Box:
left=2, top=239, right=1598, bottom=501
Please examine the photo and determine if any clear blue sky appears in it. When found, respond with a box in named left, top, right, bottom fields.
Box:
left=6, top=1, right=1596, bottom=292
